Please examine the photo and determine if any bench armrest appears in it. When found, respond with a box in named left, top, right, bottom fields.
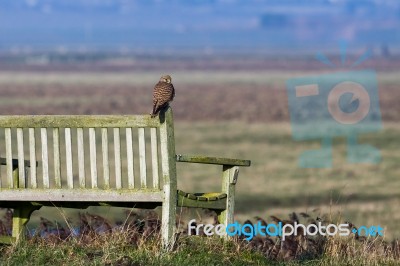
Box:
left=176, top=154, right=251, bottom=167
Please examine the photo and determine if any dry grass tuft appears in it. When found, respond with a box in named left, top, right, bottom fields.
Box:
left=0, top=208, right=398, bottom=265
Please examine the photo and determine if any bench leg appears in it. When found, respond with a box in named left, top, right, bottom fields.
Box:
left=218, top=165, right=238, bottom=238
left=161, top=185, right=176, bottom=251
left=12, top=206, right=41, bottom=242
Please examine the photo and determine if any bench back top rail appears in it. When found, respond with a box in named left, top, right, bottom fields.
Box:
left=0, top=111, right=174, bottom=192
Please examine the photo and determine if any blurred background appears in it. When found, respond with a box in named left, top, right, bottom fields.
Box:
left=1, top=0, right=400, bottom=53
left=0, top=0, right=399, bottom=239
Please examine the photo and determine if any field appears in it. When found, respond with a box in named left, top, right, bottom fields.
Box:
left=0, top=56, right=399, bottom=264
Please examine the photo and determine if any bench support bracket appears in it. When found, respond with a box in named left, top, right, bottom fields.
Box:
left=12, top=205, right=41, bottom=242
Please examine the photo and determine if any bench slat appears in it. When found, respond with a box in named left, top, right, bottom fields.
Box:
left=89, top=128, right=97, bottom=188
left=65, top=128, right=73, bottom=188
left=101, top=128, right=110, bottom=189
left=114, top=128, right=122, bottom=189
left=41, top=128, right=49, bottom=188
left=5, top=128, right=12, bottom=188
left=0, top=189, right=163, bottom=202
left=29, top=128, right=37, bottom=188
left=53, top=128, right=61, bottom=188
left=17, top=128, right=25, bottom=188
left=151, top=128, right=159, bottom=189
left=138, top=128, right=147, bottom=188
left=126, top=128, right=135, bottom=189
left=77, top=128, right=85, bottom=188
left=0, top=115, right=159, bottom=128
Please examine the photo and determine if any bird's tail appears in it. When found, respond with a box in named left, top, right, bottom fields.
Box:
left=151, top=103, right=170, bottom=118
left=150, top=104, right=158, bottom=118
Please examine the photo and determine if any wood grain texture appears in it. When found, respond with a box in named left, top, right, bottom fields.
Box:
left=0, top=189, right=163, bottom=202
left=159, top=108, right=177, bottom=250
left=89, top=128, right=97, bottom=188
left=65, top=128, right=73, bottom=188
left=0, top=115, right=159, bottom=128
left=53, top=128, right=61, bottom=188
left=40, top=128, right=49, bottom=188
left=113, top=128, right=122, bottom=189
left=138, top=128, right=147, bottom=188
left=77, top=128, right=86, bottom=188
left=176, top=154, right=251, bottom=167
left=126, top=128, right=135, bottom=189
left=0, top=108, right=251, bottom=250
left=101, top=128, right=110, bottom=189
left=5, top=128, right=13, bottom=188
left=150, top=128, right=160, bottom=189
left=29, top=128, right=37, bottom=188
left=16, top=128, right=25, bottom=188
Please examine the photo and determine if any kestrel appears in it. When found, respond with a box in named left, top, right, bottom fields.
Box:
left=151, top=74, right=175, bottom=118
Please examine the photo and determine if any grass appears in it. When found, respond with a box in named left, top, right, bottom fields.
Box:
left=0, top=229, right=398, bottom=265
left=0, top=68, right=398, bottom=264
left=0, top=237, right=271, bottom=265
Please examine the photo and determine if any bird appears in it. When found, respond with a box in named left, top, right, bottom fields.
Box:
left=151, top=75, right=175, bottom=118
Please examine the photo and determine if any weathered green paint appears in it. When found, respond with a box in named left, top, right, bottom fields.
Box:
left=0, top=115, right=159, bottom=128
left=0, top=236, right=16, bottom=244
left=177, top=190, right=226, bottom=202
left=176, top=154, right=251, bottom=167
left=177, top=194, right=226, bottom=210
left=12, top=205, right=41, bottom=242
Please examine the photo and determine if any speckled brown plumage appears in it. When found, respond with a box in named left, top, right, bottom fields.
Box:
left=151, top=75, right=175, bottom=118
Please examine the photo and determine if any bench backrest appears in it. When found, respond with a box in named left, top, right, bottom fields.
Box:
left=0, top=108, right=176, bottom=193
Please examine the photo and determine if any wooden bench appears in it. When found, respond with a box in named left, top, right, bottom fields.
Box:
left=0, top=107, right=250, bottom=249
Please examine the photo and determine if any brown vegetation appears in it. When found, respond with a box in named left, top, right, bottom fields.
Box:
left=0, top=208, right=398, bottom=262
left=0, top=82, right=399, bottom=123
